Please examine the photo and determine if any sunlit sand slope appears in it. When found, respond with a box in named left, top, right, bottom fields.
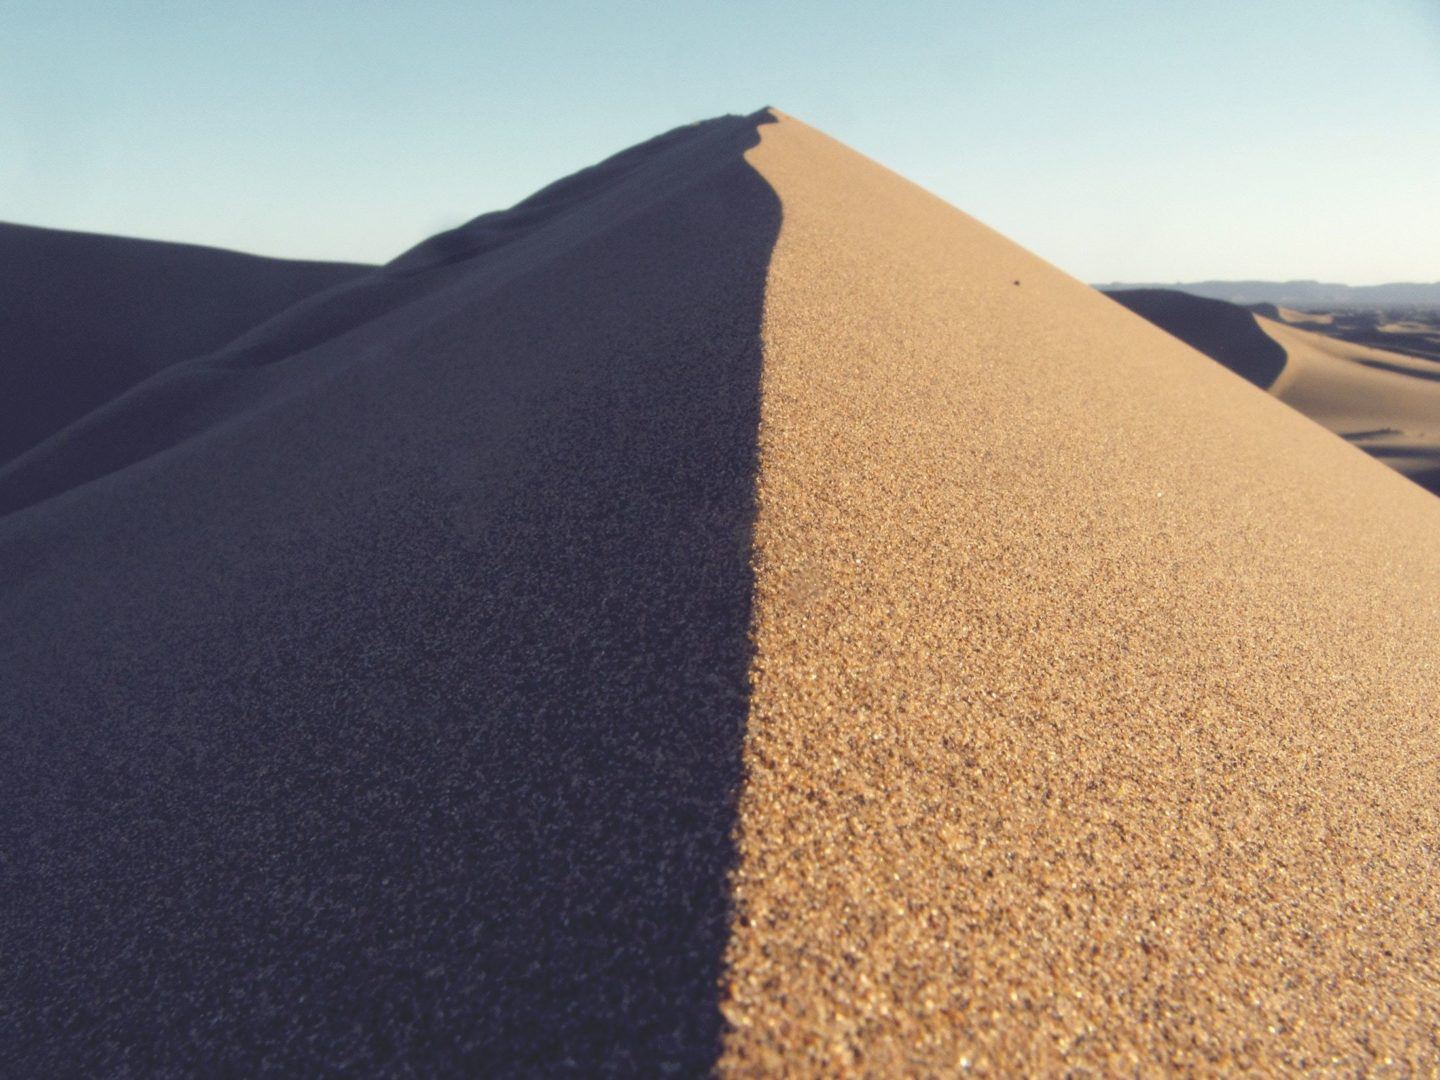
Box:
left=3, top=109, right=1438, bottom=1075
left=720, top=113, right=1440, bottom=1074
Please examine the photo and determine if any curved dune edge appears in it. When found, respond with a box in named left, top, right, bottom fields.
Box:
left=0, top=221, right=370, bottom=467
left=718, top=113, right=1440, bottom=1073
left=1093, top=289, right=1440, bottom=496
left=1260, top=315, right=1440, bottom=490
left=1103, top=289, right=1288, bottom=389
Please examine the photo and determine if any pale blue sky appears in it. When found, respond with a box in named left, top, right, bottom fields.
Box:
left=3, top=0, right=1437, bottom=282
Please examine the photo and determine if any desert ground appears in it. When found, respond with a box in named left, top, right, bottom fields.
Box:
left=1263, top=314, right=1440, bottom=492
left=4, top=110, right=1439, bottom=1074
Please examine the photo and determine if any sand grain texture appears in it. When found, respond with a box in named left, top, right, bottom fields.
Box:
left=1107, top=288, right=1440, bottom=496
left=1104, top=289, right=1287, bottom=388
left=719, top=115, right=1440, bottom=1074
left=1, top=113, right=779, bottom=1075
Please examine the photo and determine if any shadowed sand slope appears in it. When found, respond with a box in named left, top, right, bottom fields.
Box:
left=1104, top=288, right=1287, bottom=388
left=1, top=112, right=779, bottom=1074
left=721, top=115, right=1440, bottom=1073
left=0, top=114, right=798, bottom=520
left=0, top=221, right=371, bottom=465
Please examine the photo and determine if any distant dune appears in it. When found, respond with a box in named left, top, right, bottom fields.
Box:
left=1269, top=304, right=1332, bottom=326
left=1262, top=315, right=1440, bottom=492
left=4, top=111, right=1439, bottom=1074
left=0, top=221, right=371, bottom=465
left=1096, top=277, right=1440, bottom=307
left=1104, top=288, right=1287, bottom=387
left=1107, top=286, right=1440, bottom=494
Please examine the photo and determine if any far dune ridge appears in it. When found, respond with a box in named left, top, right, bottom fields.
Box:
left=1094, top=278, right=1440, bottom=307
left=1263, top=314, right=1440, bottom=491
left=1272, top=305, right=1332, bottom=326
left=0, top=221, right=372, bottom=465
left=3, top=109, right=1439, bottom=1075
left=1106, top=286, right=1440, bottom=494
left=1103, top=288, right=1287, bottom=387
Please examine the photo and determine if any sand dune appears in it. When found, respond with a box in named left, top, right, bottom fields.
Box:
left=1263, top=315, right=1440, bottom=492
left=1104, top=289, right=1287, bottom=387
left=3, top=110, right=1439, bottom=1074
left=1272, top=305, right=1332, bottom=326
left=724, top=115, right=1440, bottom=1074
left=1096, top=279, right=1440, bottom=307
left=1107, top=287, right=1440, bottom=495
left=0, top=221, right=370, bottom=466
left=1276, top=307, right=1440, bottom=365
left=1, top=111, right=780, bottom=1076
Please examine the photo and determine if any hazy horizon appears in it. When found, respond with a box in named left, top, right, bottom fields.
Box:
left=4, top=1, right=1438, bottom=284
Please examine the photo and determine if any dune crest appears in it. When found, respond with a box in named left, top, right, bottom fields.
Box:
left=1, top=110, right=780, bottom=1075
left=1105, top=286, right=1440, bottom=495
left=3, top=110, right=1438, bottom=1074
left=1104, top=288, right=1287, bottom=388
left=721, top=114, right=1440, bottom=1074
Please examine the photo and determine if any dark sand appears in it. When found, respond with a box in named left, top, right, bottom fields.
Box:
left=0, top=221, right=370, bottom=465
left=3, top=110, right=1439, bottom=1074
left=1105, top=288, right=1288, bottom=388
left=2, top=112, right=779, bottom=1074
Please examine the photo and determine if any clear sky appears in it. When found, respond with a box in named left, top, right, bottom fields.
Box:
left=3, top=0, right=1438, bottom=283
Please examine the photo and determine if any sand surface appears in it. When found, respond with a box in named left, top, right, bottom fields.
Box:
left=1103, top=289, right=1287, bottom=388
left=3, top=110, right=1439, bottom=1074
left=1275, top=305, right=1333, bottom=326
left=2, top=113, right=780, bottom=1074
left=1289, top=310, right=1440, bottom=366
left=720, top=115, right=1440, bottom=1073
left=1105, top=288, right=1440, bottom=496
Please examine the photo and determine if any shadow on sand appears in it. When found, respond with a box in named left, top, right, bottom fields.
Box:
left=1105, top=288, right=1289, bottom=389
left=1, top=111, right=779, bottom=1074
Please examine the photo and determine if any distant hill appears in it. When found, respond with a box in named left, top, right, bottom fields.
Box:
left=0, top=221, right=372, bottom=465
left=1093, top=279, right=1440, bottom=308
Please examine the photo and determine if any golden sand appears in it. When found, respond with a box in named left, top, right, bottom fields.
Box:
left=5, top=109, right=1438, bottom=1074
left=719, top=113, right=1440, bottom=1074
left=1263, top=315, right=1440, bottom=488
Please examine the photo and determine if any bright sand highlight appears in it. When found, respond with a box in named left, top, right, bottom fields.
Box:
left=719, top=113, right=1440, bottom=1074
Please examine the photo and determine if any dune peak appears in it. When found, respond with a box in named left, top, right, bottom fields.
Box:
left=4, top=110, right=1439, bottom=1075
